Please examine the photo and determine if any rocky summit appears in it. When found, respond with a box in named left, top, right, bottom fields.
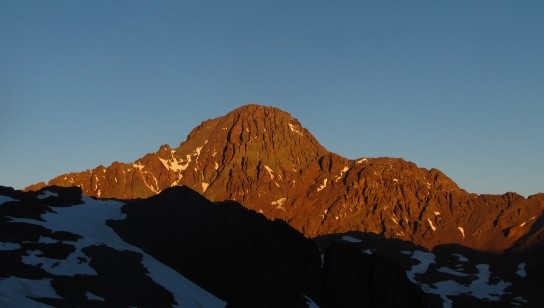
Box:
left=27, top=104, right=544, bottom=253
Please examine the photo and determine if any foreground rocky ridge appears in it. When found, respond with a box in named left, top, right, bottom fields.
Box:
left=27, top=104, right=544, bottom=252
left=3, top=186, right=542, bottom=307
left=109, top=185, right=427, bottom=307
left=1, top=185, right=428, bottom=307
left=0, top=186, right=224, bottom=307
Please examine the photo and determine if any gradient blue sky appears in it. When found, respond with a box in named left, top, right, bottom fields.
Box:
left=1, top=1, right=543, bottom=196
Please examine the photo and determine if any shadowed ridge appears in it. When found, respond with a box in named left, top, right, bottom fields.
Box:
left=107, top=185, right=428, bottom=307
left=315, top=231, right=544, bottom=306
left=508, top=194, right=544, bottom=254
left=108, top=185, right=322, bottom=306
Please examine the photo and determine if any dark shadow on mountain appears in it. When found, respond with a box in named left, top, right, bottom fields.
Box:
left=7, top=184, right=542, bottom=307
left=509, top=213, right=544, bottom=255
left=47, top=245, right=176, bottom=307
left=0, top=185, right=178, bottom=307
left=314, top=231, right=544, bottom=307
left=108, top=185, right=429, bottom=307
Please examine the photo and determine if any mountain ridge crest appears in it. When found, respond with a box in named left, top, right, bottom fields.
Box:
left=25, top=104, right=544, bottom=252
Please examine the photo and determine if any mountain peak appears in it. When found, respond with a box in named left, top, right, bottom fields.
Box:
left=25, top=105, right=544, bottom=252
left=225, top=103, right=289, bottom=117
left=184, top=104, right=319, bottom=149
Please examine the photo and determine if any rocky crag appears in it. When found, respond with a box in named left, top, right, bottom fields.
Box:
left=27, top=104, right=544, bottom=253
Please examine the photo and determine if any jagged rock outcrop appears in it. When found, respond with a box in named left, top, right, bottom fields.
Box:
left=26, top=104, right=544, bottom=252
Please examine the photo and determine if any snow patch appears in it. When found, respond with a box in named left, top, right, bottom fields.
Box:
left=133, top=162, right=145, bottom=170
left=434, top=211, right=440, bottom=216
left=0, top=195, right=18, bottom=205
left=6, top=217, right=42, bottom=224
left=271, top=197, right=286, bottom=207
left=0, top=277, right=60, bottom=307
left=38, top=236, right=59, bottom=244
left=0, top=242, right=21, bottom=251
left=37, top=191, right=58, bottom=199
left=264, top=165, right=274, bottom=179
left=453, top=254, right=468, bottom=262
left=427, top=218, right=437, bottom=231
left=335, top=166, right=349, bottom=182
left=85, top=291, right=104, bottom=302
left=22, top=249, right=97, bottom=276
left=272, top=198, right=286, bottom=211
left=201, top=182, right=209, bottom=193
left=356, top=158, right=368, bottom=164
left=406, top=250, right=436, bottom=281
left=341, top=236, right=362, bottom=243
left=304, top=295, right=319, bottom=308
left=143, top=175, right=160, bottom=194
left=433, top=264, right=511, bottom=302
left=317, top=178, right=328, bottom=192
left=437, top=267, right=471, bottom=277
left=288, top=123, right=303, bottom=135
left=159, top=155, right=191, bottom=172
left=405, top=250, right=512, bottom=306
left=458, top=226, right=465, bottom=239
left=512, top=296, right=528, bottom=307
left=516, top=262, right=526, bottom=278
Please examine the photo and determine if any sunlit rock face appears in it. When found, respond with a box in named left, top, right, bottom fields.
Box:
left=26, top=104, right=544, bottom=253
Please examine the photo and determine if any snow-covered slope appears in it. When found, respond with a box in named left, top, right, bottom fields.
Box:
left=0, top=187, right=225, bottom=307
left=322, top=232, right=543, bottom=307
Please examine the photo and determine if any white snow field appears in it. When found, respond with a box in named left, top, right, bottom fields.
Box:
left=404, top=249, right=514, bottom=308
left=0, top=193, right=225, bottom=307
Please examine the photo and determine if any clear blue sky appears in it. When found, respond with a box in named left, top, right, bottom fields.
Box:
left=1, top=1, right=543, bottom=196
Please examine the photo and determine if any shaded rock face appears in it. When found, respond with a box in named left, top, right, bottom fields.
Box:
left=318, top=232, right=544, bottom=307
left=321, top=241, right=426, bottom=308
left=27, top=104, right=544, bottom=253
left=109, top=185, right=321, bottom=306
left=109, top=185, right=428, bottom=307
